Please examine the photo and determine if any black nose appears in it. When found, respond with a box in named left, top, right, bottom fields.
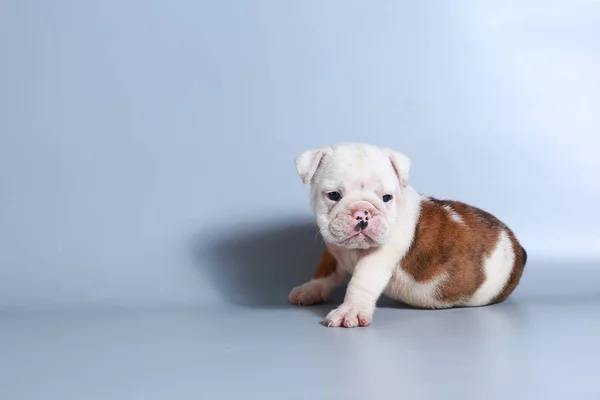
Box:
left=355, top=220, right=368, bottom=231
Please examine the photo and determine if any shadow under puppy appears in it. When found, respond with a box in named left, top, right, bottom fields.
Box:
left=288, top=143, right=527, bottom=328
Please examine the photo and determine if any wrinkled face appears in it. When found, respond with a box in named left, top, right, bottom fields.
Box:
left=295, top=143, right=410, bottom=250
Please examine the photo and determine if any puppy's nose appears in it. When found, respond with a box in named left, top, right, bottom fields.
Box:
left=353, top=210, right=371, bottom=222
left=353, top=210, right=371, bottom=231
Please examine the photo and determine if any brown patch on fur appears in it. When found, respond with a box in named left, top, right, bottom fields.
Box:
left=401, top=198, right=526, bottom=305
left=312, top=248, right=337, bottom=279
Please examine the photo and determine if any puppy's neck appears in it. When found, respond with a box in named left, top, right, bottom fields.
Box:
left=389, top=184, right=422, bottom=249
left=394, top=185, right=422, bottom=228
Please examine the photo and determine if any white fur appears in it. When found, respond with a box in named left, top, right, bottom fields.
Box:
left=295, top=148, right=332, bottom=184
left=443, top=204, right=465, bottom=224
left=298, top=143, right=409, bottom=249
left=462, top=230, right=515, bottom=307
left=323, top=186, right=425, bottom=326
left=385, top=270, right=450, bottom=309
left=288, top=271, right=346, bottom=305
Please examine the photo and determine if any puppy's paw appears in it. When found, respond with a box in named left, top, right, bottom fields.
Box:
left=324, top=303, right=373, bottom=328
left=288, top=281, right=327, bottom=306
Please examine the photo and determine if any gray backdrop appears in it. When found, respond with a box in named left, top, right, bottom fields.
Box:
left=1, top=1, right=599, bottom=399
left=2, top=0, right=598, bottom=311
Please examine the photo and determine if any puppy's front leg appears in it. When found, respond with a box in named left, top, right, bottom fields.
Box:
left=288, top=249, right=346, bottom=305
left=324, top=255, right=394, bottom=328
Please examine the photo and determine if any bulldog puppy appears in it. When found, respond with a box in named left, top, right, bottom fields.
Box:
left=288, top=143, right=527, bottom=328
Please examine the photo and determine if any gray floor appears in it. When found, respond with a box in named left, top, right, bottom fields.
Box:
left=1, top=262, right=599, bottom=400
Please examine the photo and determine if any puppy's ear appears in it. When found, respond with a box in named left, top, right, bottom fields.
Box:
left=383, top=148, right=411, bottom=187
left=295, top=147, right=331, bottom=184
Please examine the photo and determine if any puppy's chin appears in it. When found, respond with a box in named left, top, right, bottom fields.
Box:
left=341, top=233, right=379, bottom=250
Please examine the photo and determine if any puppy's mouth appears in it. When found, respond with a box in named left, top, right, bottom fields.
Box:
left=324, top=208, right=389, bottom=248
left=341, top=231, right=376, bottom=248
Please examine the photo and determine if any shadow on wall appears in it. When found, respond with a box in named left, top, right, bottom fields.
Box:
left=193, top=217, right=346, bottom=309
left=192, top=218, right=600, bottom=311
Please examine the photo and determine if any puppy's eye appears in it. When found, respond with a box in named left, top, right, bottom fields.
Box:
left=382, top=194, right=393, bottom=203
left=327, top=192, right=342, bottom=201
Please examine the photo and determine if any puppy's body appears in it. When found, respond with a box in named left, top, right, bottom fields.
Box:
left=288, top=143, right=526, bottom=327
left=299, top=191, right=526, bottom=309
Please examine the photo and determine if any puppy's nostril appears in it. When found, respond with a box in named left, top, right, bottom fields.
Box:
left=353, top=209, right=372, bottom=223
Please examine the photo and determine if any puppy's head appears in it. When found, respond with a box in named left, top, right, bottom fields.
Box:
left=295, top=143, right=411, bottom=250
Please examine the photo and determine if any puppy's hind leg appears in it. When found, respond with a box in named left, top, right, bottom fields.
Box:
left=288, top=249, right=346, bottom=305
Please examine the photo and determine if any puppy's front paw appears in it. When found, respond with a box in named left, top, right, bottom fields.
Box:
left=288, top=281, right=327, bottom=306
left=324, top=303, right=373, bottom=328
